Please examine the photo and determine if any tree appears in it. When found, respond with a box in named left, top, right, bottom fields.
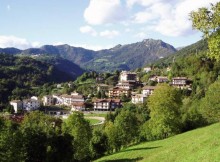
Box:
left=62, top=112, right=92, bottom=161
left=19, top=111, right=58, bottom=162
left=190, top=2, right=220, bottom=61
left=90, top=129, right=108, bottom=159
left=104, top=121, right=121, bottom=153
left=114, top=109, right=140, bottom=147
left=200, top=80, right=220, bottom=123
left=145, top=84, right=182, bottom=139
left=0, top=117, right=23, bottom=162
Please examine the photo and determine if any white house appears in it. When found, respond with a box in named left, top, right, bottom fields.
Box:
left=53, top=94, right=63, bottom=105
left=143, top=67, right=152, bottom=73
left=43, top=95, right=54, bottom=106
left=149, top=76, right=168, bottom=83
left=60, top=92, right=85, bottom=106
left=120, top=71, right=137, bottom=82
left=131, top=94, right=147, bottom=104
left=10, top=100, right=23, bottom=113
left=93, top=99, right=122, bottom=111
left=142, top=86, right=156, bottom=96
left=23, top=98, right=40, bottom=111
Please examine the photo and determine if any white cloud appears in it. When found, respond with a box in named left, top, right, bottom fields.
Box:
left=130, top=0, right=219, bottom=37
left=84, top=0, right=127, bottom=25
left=0, top=35, right=41, bottom=49
left=125, top=28, right=132, bottom=32
left=134, top=32, right=146, bottom=39
left=100, top=30, right=120, bottom=39
left=80, top=25, right=97, bottom=36
left=7, top=5, right=11, bottom=11
left=126, top=0, right=162, bottom=8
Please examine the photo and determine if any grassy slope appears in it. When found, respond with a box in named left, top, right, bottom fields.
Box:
left=95, top=123, right=220, bottom=162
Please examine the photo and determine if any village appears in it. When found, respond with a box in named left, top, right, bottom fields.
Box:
left=9, top=68, right=192, bottom=118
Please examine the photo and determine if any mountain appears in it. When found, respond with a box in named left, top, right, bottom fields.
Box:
left=36, top=56, right=85, bottom=80
left=154, top=39, right=208, bottom=66
left=87, top=39, right=177, bottom=72
left=0, top=39, right=177, bottom=72
left=0, top=47, right=22, bottom=55
left=0, top=54, right=81, bottom=103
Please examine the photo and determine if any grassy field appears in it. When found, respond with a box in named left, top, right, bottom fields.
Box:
left=84, top=112, right=108, bottom=118
left=86, top=118, right=101, bottom=125
left=95, top=123, right=220, bottom=162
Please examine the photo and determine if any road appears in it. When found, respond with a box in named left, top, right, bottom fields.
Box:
left=84, top=116, right=105, bottom=125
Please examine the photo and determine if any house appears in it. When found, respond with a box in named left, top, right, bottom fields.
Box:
left=142, top=86, right=157, bottom=96
left=60, top=92, right=85, bottom=106
left=10, top=100, right=23, bottom=113
left=71, top=102, right=86, bottom=111
left=43, top=95, right=54, bottom=106
left=157, top=76, right=168, bottom=83
left=23, top=98, right=40, bottom=111
left=143, top=67, right=152, bottom=73
left=93, top=99, right=122, bottom=111
left=53, top=94, right=63, bottom=105
left=120, top=71, right=137, bottom=82
left=45, top=107, right=70, bottom=116
left=172, top=77, right=191, bottom=89
left=131, top=94, right=147, bottom=104
left=149, top=76, right=168, bottom=83
left=116, top=81, right=135, bottom=90
left=108, top=87, right=130, bottom=98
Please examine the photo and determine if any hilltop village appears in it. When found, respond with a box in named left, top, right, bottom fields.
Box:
left=9, top=69, right=192, bottom=116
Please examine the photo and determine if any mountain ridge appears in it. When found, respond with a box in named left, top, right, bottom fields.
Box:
left=0, top=39, right=177, bottom=72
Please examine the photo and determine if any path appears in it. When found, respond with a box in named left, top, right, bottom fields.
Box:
left=84, top=116, right=105, bottom=125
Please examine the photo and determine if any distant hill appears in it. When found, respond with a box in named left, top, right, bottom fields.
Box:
left=154, top=39, right=208, bottom=67
left=95, top=123, right=220, bottom=162
left=1, top=39, right=177, bottom=72
left=86, top=39, right=177, bottom=72
left=0, top=47, right=22, bottom=55
left=35, top=55, right=85, bottom=80
left=0, top=54, right=82, bottom=103
left=0, top=54, right=76, bottom=84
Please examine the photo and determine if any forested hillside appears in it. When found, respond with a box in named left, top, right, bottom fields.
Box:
left=0, top=54, right=76, bottom=105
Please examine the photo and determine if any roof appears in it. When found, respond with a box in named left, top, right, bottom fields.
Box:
left=142, top=86, right=157, bottom=90
left=72, top=102, right=85, bottom=106
left=97, top=84, right=109, bottom=87
left=117, top=82, right=135, bottom=86
left=132, top=94, right=146, bottom=98
left=23, top=99, right=39, bottom=102
left=109, top=87, right=129, bottom=91
left=157, top=76, right=168, bottom=79
left=172, top=77, right=188, bottom=80
left=61, top=94, right=84, bottom=99
left=120, top=71, right=137, bottom=75
left=93, top=99, right=121, bottom=103
left=10, top=100, right=22, bottom=103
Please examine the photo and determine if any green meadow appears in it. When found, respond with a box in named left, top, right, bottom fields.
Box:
left=95, top=123, right=220, bottom=162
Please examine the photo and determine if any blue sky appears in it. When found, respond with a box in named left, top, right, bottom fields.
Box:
left=0, top=0, right=218, bottom=50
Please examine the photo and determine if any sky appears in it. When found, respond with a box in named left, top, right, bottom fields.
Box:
left=0, top=0, right=219, bottom=51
